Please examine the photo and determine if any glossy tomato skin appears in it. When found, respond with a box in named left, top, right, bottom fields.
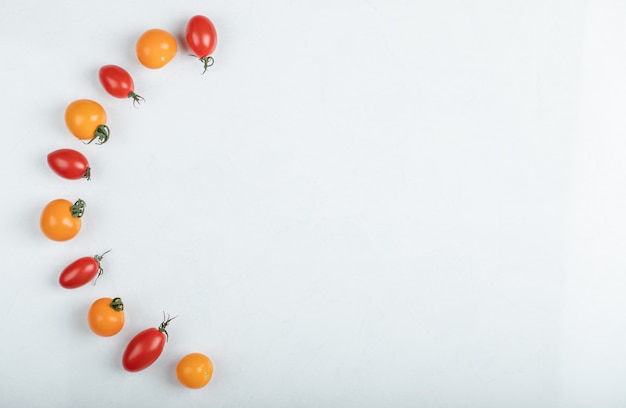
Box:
left=40, top=198, right=84, bottom=241
left=59, top=250, right=108, bottom=289
left=136, top=29, right=177, bottom=69
left=122, top=328, right=167, bottom=372
left=176, top=353, right=214, bottom=389
left=65, top=99, right=110, bottom=144
left=47, top=149, right=90, bottom=180
left=88, top=297, right=125, bottom=337
left=185, top=15, right=217, bottom=58
left=98, top=65, right=135, bottom=98
left=59, top=256, right=98, bottom=288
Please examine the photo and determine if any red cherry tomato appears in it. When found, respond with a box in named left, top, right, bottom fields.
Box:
left=98, top=65, right=144, bottom=106
left=185, top=15, right=217, bottom=73
left=59, top=250, right=110, bottom=289
left=122, top=314, right=175, bottom=372
left=47, top=149, right=90, bottom=180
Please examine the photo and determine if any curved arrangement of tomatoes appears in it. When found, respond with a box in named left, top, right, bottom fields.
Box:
left=44, top=14, right=218, bottom=388
left=176, top=353, right=214, bottom=389
left=88, top=297, right=125, bottom=337
left=47, top=148, right=90, bottom=180
left=40, top=198, right=85, bottom=241
left=122, top=314, right=175, bottom=372
left=59, top=250, right=110, bottom=289
left=136, top=28, right=177, bottom=69
left=98, top=65, right=144, bottom=106
left=185, top=15, right=218, bottom=74
left=65, top=99, right=110, bottom=144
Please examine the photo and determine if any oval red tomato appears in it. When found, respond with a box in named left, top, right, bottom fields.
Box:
left=122, top=314, right=175, bottom=372
left=59, top=250, right=110, bottom=289
left=185, top=15, right=217, bottom=73
left=47, top=149, right=90, bottom=180
left=98, top=65, right=144, bottom=106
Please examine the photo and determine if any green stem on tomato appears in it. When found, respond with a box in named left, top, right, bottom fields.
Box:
left=128, top=91, right=145, bottom=108
left=200, top=56, right=214, bottom=75
left=92, top=249, right=112, bottom=286
left=159, top=312, right=177, bottom=341
left=110, top=297, right=124, bottom=312
left=70, top=199, right=86, bottom=218
left=87, top=125, right=110, bottom=145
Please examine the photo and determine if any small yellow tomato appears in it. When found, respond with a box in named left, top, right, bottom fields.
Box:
left=88, top=297, right=125, bottom=337
left=136, top=28, right=177, bottom=69
left=176, top=353, right=213, bottom=389
left=40, top=198, right=85, bottom=241
left=65, top=99, right=110, bottom=144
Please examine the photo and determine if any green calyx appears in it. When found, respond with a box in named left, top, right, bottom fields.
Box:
left=70, top=199, right=86, bottom=218
left=199, top=56, right=214, bottom=74
left=110, top=297, right=124, bottom=312
left=158, top=312, right=177, bottom=341
left=92, top=249, right=112, bottom=285
left=87, top=124, right=110, bottom=145
left=128, top=91, right=145, bottom=108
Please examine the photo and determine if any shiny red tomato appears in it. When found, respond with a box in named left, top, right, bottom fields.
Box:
left=122, top=314, right=175, bottom=372
left=47, top=149, right=90, bottom=180
left=185, top=15, right=217, bottom=73
left=59, top=250, right=110, bottom=289
left=98, top=65, right=144, bottom=106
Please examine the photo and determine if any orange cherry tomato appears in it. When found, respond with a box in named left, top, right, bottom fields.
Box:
left=176, top=353, right=214, bottom=389
left=88, top=297, right=125, bottom=337
left=40, top=198, right=85, bottom=241
left=65, top=99, right=110, bottom=144
left=136, top=29, right=177, bottom=69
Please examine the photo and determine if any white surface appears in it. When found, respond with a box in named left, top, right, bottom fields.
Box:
left=0, top=0, right=625, bottom=406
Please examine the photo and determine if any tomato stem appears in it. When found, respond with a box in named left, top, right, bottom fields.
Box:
left=159, top=312, right=177, bottom=341
left=70, top=199, right=86, bottom=218
left=92, top=249, right=112, bottom=286
left=128, top=91, right=145, bottom=108
left=87, top=125, right=110, bottom=145
left=83, top=167, right=91, bottom=180
left=199, top=56, right=214, bottom=74
left=110, top=297, right=124, bottom=312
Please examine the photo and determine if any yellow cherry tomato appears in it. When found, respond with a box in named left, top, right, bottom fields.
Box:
left=176, top=353, right=213, bottom=389
left=88, top=297, right=125, bottom=337
left=40, top=198, right=85, bottom=241
left=65, top=99, right=110, bottom=144
left=136, top=28, right=177, bottom=69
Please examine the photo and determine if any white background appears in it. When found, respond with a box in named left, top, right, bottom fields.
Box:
left=0, top=0, right=625, bottom=406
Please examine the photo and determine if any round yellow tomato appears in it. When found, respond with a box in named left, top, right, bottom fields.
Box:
left=65, top=99, right=110, bottom=144
left=176, top=353, right=213, bottom=389
left=40, top=198, right=85, bottom=241
left=88, top=297, right=125, bottom=337
left=136, top=29, right=177, bottom=69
